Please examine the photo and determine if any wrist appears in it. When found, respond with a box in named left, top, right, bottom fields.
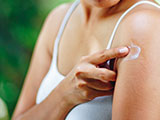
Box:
left=47, top=86, right=75, bottom=120
left=53, top=81, right=76, bottom=109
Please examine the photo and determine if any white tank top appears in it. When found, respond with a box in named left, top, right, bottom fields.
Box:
left=36, top=1, right=160, bottom=119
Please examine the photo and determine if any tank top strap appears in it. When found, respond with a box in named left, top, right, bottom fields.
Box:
left=51, top=0, right=160, bottom=70
left=106, top=0, right=160, bottom=50
left=52, top=0, right=80, bottom=68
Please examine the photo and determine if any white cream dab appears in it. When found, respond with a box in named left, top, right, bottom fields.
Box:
left=124, top=43, right=141, bottom=61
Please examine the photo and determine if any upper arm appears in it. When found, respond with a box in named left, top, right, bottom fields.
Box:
left=112, top=8, right=160, bottom=120
left=12, top=3, right=71, bottom=118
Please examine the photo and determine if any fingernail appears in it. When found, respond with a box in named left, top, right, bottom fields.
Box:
left=119, top=47, right=128, bottom=53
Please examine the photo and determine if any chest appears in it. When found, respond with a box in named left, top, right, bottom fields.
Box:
left=57, top=13, right=122, bottom=76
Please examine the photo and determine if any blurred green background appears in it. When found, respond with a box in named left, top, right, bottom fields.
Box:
left=0, top=0, right=72, bottom=118
left=0, top=0, right=160, bottom=119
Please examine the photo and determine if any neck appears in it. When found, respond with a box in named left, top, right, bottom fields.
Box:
left=80, top=0, right=153, bottom=24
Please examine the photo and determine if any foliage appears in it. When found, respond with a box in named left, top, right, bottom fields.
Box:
left=0, top=0, right=72, bottom=117
left=0, top=98, right=9, bottom=120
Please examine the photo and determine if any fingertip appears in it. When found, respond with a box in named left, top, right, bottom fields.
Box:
left=118, top=47, right=129, bottom=54
left=111, top=71, right=117, bottom=79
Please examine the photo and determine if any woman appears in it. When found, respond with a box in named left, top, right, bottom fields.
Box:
left=12, top=0, right=160, bottom=120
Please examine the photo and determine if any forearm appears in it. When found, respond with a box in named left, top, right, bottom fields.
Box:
left=12, top=86, right=75, bottom=120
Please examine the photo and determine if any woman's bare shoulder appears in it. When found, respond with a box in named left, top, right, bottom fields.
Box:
left=12, top=3, right=73, bottom=118
left=40, top=3, right=72, bottom=56
left=115, top=3, right=160, bottom=46
left=113, top=3, right=160, bottom=69
left=123, top=3, right=160, bottom=37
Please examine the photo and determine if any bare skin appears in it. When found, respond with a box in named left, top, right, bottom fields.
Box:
left=12, top=0, right=160, bottom=120
left=111, top=4, right=160, bottom=119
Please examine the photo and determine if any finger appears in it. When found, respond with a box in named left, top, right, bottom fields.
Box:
left=78, top=67, right=116, bottom=82
left=88, top=46, right=129, bottom=65
left=85, top=78, right=114, bottom=91
left=82, top=86, right=114, bottom=100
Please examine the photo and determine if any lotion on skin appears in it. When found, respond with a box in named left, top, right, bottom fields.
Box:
left=124, top=43, right=141, bottom=61
left=112, top=43, right=141, bottom=71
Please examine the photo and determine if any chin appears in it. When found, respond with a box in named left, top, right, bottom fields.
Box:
left=89, top=0, right=121, bottom=8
